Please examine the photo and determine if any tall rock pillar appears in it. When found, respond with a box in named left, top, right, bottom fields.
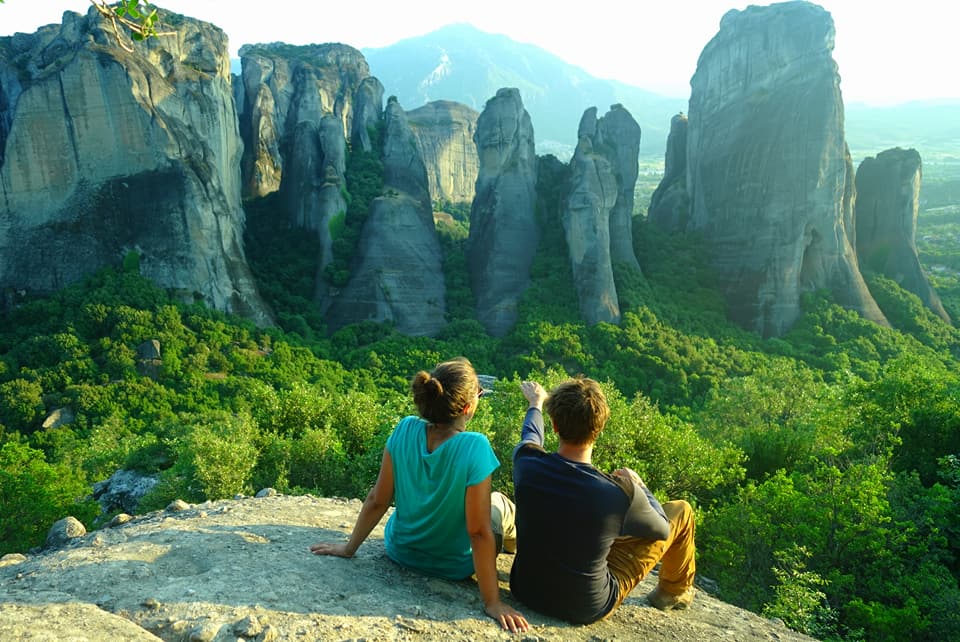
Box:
left=562, top=105, right=643, bottom=325
left=686, top=1, right=886, bottom=336
left=467, top=88, right=538, bottom=336
left=856, top=148, right=951, bottom=323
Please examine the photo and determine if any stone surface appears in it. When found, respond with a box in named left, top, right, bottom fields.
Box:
left=685, top=1, right=887, bottom=336
left=562, top=105, right=644, bottom=325
left=468, top=88, right=539, bottom=336
left=648, top=113, right=689, bottom=232
left=407, top=100, right=480, bottom=206
left=324, top=97, right=446, bottom=336
left=855, top=147, right=951, bottom=323
left=0, top=7, right=271, bottom=326
left=0, top=495, right=817, bottom=642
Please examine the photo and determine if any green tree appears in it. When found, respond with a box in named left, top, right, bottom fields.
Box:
left=762, top=545, right=836, bottom=638
left=0, top=442, right=98, bottom=555
left=0, top=379, right=44, bottom=432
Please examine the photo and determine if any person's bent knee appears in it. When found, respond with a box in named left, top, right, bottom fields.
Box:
left=663, top=499, right=693, bottom=520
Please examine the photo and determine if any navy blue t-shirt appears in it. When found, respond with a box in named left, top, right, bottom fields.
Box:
left=510, top=408, right=669, bottom=623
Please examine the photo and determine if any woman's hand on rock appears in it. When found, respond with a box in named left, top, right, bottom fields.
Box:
left=308, top=542, right=353, bottom=558
left=485, top=601, right=530, bottom=633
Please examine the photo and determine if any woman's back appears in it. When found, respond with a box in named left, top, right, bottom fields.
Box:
left=385, top=416, right=499, bottom=579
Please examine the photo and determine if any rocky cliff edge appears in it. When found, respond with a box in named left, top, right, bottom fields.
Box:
left=0, top=494, right=817, bottom=641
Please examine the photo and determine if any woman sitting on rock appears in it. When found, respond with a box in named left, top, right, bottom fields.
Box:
left=309, top=357, right=528, bottom=633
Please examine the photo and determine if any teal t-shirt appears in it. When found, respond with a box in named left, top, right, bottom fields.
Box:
left=384, top=416, right=500, bottom=580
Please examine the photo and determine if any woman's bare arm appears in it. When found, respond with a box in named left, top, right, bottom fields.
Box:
left=309, top=449, right=395, bottom=557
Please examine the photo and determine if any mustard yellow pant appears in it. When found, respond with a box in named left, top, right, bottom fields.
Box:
left=605, top=499, right=697, bottom=608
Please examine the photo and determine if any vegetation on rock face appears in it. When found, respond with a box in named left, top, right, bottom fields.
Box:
left=2, top=150, right=960, bottom=642
left=324, top=127, right=385, bottom=288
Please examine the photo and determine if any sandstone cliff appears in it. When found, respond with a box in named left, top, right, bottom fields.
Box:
left=324, top=98, right=446, bottom=336
left=407, top=100, right=480, bottom=206
left=278, top=114, right=346, bottom=295
left=855, top=148, right=951, bottom=323
left=0, top=494, right=818, bottom=642
left=237, top=43, right=374, bottom=199
left=686, top=1, right=887, bottom=337
left=562, top=105, right=644, bottom=326
left=351, top=76, right=385, bottom=153
left=648, top=113, right=689, bottom=232
left=0, top=8, right=271, bottom=325
left=237, top=43, right=382, bottom=313
left=468, top=88, right=539, bottom=337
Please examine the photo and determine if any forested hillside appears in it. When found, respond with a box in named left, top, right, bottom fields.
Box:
left=2, top=171, right=959, bottom=641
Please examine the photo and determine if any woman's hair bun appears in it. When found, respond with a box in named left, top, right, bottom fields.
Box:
left=412, top=371, right=443, bottom=399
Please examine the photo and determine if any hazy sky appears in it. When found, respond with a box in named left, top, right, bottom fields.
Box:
left=2, top=0, right=957, bottom=105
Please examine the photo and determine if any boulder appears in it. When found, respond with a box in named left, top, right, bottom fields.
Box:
left=92, top=470, right=160, bottom=514
left=855, top=147, right=951, bottom=323
left=45, top=516, right=86, bottom=549
left=41, top=407, right=75, bottom=430
left=467, top=88, right=539, bottom=336
left=0, top=495, right=818, bottom=642
left=136, top=340, right=162, bottom=361
left=685, top=2, right=886, bottom=336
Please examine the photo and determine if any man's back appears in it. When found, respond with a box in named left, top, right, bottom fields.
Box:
left=510, top=381, right=693, bottom=623
left=510, top=443, right=629, bottom=623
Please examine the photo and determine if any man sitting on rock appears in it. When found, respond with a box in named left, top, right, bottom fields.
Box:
left=509, top=378, right=697, bottom=623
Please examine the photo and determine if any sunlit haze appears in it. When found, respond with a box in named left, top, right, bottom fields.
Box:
left=2, top=0, right=957, bottom=105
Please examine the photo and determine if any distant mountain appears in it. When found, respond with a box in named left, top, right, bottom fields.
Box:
left=360, top=24, right=960, bottom=168
left=362, top=24, right=687, bottom=160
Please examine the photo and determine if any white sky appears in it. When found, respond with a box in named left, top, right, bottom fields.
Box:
left=2, top=0, right=957, bottom=105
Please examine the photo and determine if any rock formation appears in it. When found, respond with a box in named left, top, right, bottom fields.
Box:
left=596, top=105, right=643, bottom=272
left=648, top=113, right=689, bottom=232
left=324, top=98, right=446, bottom=336
left=468, top=88, right=539, bottom=336
left=856, top=148, right=951, bottom=323
left=238, top=43, right=373, bottom=199
left=92, top=469, right=159, bottom=515
left=685, top=1, right=887, bottom=337
left=0, top=8, right=271, bottom=325
left=0, top=494, right=818, bottom=642
left=351, top=76, right=385, bottom=153
left=406, top=100, right=480, bottom=206
left=278, top=114, right=347, bottom=293
left=562, top=106, right=643, bottom=325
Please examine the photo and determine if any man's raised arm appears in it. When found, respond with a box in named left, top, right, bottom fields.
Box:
left=514, top=381, right=549, bottom=455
